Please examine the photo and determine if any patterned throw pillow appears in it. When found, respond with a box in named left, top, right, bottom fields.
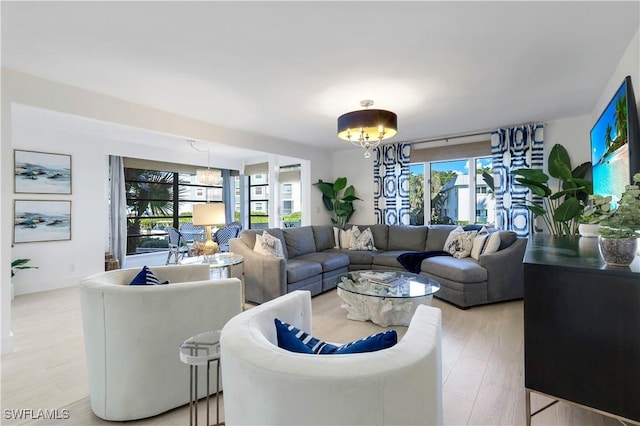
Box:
left=333, top=227, right=354, bottom=249
left=470, top=227, right=501, bottom=260
left=274, top=318, right=397, bottom=354
left=349, top=226, right=377, bottom=251
left=129, top=266, right=169, bottom=285
left=443, top=226, right=478, bottom=259
left=253, top=231, right=285, bottom=258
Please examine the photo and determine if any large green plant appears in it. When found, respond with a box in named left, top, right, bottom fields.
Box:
left=314, top=177, right=360, bottom=226
left=598, top=172, right=640, bottom=238
left=512, top=144, right=592, bottom=236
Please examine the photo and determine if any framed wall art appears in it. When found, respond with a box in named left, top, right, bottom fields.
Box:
left=14, top=149, right=72, bottom=194
left=13, top=200, right=72, bottom=243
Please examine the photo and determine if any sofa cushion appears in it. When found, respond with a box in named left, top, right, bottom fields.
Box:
left=497, top=230, right=518, bottom=250
left=325, top=248, right=377, bottom=266
left=274, top=318, right=397, bottom=354
left=312, top=225, right=335, bottom=251
left=296, top=252, right=350, bottom=272
left=129, top=266, right=169, bottom=285
left=424, top=225, right=459, bottom=251
left=283, top=227, right=316, bottom=259
left=371, top=251, right=407, bottom=269
left=388, top=225, right=428, bottom=251
left=421, top=256, right=487, bottom=283
left=286, top=258, right=323, bottom=283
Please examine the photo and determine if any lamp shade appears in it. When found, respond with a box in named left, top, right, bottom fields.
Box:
left=193, top=203, right=226, bottom=226
left=196, top=169, right=221, bottom=185
left=337, top=109, right=398, bottom=142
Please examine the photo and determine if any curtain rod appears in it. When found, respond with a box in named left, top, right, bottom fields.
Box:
left=409, top=130, right=492, bottom=145
left=407, top=122, right=545, bottom=145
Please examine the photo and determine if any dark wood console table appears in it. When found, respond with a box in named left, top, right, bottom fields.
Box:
left=524, top=235, right=639, bottom=425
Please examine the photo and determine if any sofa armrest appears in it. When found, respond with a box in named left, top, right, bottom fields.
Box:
left=478, top=238, right=527, bottom=302
left=230, top=237, right=287, bottom=304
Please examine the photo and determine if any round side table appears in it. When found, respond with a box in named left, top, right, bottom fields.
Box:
left=179, top=330, right=223, bottom=426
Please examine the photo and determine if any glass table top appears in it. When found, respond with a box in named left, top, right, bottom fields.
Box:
left=179, top=330, right=221, bottom=366
left=180, top=253, right=244, bottom=268
left=337, top=270, right=440, bottom=299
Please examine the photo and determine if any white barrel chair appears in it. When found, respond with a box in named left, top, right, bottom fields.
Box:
left=220, top=290, right=443, bottom=425
left=79, top=264, right=242, bottom=421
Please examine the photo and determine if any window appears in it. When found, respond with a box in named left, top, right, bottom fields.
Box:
left=249, top=173, right=269, bottom=229
left=283, top=183, right=292, bottom=197
left=124, top=168, right=223, bottom=255
left=282, top=200, right=293, bottom=215
left=279, top=165, right=301, bottom=228
left=409, top=155, right=495, bottom=227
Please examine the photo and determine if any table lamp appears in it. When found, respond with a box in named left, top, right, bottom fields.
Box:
left=192, top=203, right=226, bottom=256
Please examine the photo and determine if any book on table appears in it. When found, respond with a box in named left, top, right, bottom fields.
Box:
left=360, top=272, right=406, bottom=287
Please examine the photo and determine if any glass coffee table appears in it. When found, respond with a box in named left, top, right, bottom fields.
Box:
left=336, top=270, right=440, bottom=326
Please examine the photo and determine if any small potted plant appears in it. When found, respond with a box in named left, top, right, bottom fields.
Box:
left=10, top=258, right=38, bottom=300
left=578, top=194, right=612, bottom=237
left=597, top=172, right=640, bottom=266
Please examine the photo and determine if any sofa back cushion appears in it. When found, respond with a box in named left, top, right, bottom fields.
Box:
left=283, top=226, right=316, bottom=259
left=425, top=225, right=459, bottom=251
left=497, top=230, right=518, bottom=250
left=312, top=225, right=335, bottom=251
left=241, top=228, right=289, bottom=259
left=388, top=225, right=428, bottom=251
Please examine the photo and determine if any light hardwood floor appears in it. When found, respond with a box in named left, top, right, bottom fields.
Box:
left=2, top=286, right=622, bottom=426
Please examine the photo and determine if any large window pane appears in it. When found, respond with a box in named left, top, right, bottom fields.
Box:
left=249, top=173, right=269, bottom=229
left=475, top=157, right=495, bottom=225
left=431, top=160, right=467, bottom=224
left=280, top=166, right=301, bottom=228
left=409, top=164, right=425, bottom=225
left=125, top=167, right=223, bottom=255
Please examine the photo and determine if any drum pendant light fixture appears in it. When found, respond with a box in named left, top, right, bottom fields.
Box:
left=337, top=100, right=398, bottom=158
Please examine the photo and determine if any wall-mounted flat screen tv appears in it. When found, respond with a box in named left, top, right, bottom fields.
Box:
left=590, top=75, right=640, bottom=207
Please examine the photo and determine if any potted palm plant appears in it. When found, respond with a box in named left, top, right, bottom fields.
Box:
left=597, top=172, right=640, bottom=266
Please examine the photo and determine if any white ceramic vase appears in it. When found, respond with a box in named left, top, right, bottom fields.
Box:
left=578, top=223, right=600, bottom=238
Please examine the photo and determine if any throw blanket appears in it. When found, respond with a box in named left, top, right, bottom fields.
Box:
left=397, top=251, right=452, bottom=274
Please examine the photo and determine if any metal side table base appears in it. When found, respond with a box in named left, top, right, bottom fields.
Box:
left=180, top=331, right=224, bottom=426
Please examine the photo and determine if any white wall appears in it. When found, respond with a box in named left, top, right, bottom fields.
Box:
left=1, top=69, right=332, bottom=353
left=328, top=148, right=377, bottom=224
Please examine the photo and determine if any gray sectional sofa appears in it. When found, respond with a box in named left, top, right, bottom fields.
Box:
left=229, top=224, right=527, bottom=309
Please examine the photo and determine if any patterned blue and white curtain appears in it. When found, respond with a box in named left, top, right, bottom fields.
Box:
left=373, top=142, right=411, bottom=225
left=491, top=124, right=544, bottom=237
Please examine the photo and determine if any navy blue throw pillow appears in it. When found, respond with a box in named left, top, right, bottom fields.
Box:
left=463, top=224, right=485, bottom=231
left=274, top=318, right=397, bottom=355
left=129, top=266, right=169, bottom=285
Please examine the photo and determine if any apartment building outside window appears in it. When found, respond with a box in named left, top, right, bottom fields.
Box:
left=409, top=156, right=495, bottom=226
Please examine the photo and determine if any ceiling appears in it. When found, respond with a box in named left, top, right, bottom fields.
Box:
left=2, top=1, right=639, bottom=152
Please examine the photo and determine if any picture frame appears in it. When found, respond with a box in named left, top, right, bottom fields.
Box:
left=13, top=200, right=72, bottom=243
left=14, top=149, right=72, bottom=194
